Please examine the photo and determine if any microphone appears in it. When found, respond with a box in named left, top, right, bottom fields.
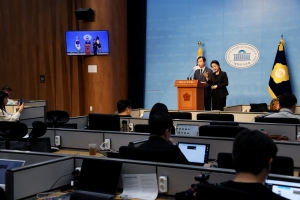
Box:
left=187, top=69, right=194, bottom=80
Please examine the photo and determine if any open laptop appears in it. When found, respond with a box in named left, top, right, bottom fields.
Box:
left=142, top=111, right=150, bottom=119
left=265, top=178, right=300, bottom=200
left=0, top=159, right=25, bottom=188
left=71, top=159, right=123, bottom=199
left=178, top=142, right=210, bottom=166
left=175, top=124, right=199, bottom=136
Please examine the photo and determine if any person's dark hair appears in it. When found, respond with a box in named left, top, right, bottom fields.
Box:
left=117, top=100, right=132, bottom=113
left=149, top=112, right=173, bottom=136
left=279, top=93, right=297, bottom=109
left=197, top=56, right=206, bottom=63
left=232, top=129, right=277, bottom=175
left=1, top=86, right=11, bottom=92
left=0, top=91, right=8, bottom=114
left=149, top=103, right=168, bottom=118
left=210, top=60, right=221, bottom=71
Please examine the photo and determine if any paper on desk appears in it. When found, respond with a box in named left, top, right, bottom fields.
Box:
left=120, top=173, right=158, bottom=200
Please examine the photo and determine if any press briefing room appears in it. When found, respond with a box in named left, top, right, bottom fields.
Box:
left=1, top=0, right=300, bottom=200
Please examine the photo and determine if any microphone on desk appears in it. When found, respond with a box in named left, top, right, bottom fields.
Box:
left=187, top=69, right=194, bottom=80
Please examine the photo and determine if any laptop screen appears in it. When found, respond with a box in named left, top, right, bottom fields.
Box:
left=142, top=111, right=150, bottom=119
left=178, top=142, right=210, bottom=165
left=175, top=124, right=199, bottom=136
left=265, top=179, right=300, bottom=200
left=77, top=159, right=123, bottom=195
left=0, top=159, right=25, bottom=185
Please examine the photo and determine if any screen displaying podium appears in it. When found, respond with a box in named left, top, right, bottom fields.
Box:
left=174, top=80, right=208, bottom=110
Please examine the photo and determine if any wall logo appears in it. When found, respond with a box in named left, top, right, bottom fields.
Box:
left=225, top=43, right=260, bottom=69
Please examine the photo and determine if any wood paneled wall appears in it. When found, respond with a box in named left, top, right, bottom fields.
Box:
left=0, top=0, right=128, bottom=116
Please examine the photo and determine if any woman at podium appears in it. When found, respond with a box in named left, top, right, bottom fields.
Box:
left=203, top=60, right=229, bottom=111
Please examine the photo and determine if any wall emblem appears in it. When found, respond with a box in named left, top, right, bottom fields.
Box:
left=225, top=43, right=260, bottom=69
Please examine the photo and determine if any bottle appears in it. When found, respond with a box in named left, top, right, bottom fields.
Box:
left=260, top=129, right=267, bottom=134
left=122, top=120, right=128, bottom=132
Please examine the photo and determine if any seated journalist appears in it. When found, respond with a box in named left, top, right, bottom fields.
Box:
left=0, top=91, right=24, bottom=121
left=117, top=100, right=132, bottom=117
left=138, top=111, right=188, bottom=164
left=221, top=129, right=287, bottom=199
left=2, top=86, right=16, bottom=105
left=265, top=93, right=300, bottom=120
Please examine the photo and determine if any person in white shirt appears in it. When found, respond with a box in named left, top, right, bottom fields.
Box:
left=265, top=93, right=300, bottom=120
left=0, top=91, right=24, bottom=121
left=1, top=86, right=16, bottom=105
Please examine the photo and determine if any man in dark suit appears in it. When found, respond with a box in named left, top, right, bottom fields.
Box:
left=193, top=56, right=213, bottom=110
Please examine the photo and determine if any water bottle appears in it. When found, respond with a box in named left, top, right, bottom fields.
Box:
left=122, top=120, right=128, bottom=132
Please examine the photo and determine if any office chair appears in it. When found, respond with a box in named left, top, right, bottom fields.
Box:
left=249, top=103, right=268, bottom=112
left=45, top=110, right=70, bottom=128
left=255, top=117, right=300, bottom=124
left=199, top=125, right=246, bottom=138
left=197, top=113, right=234, bottom=121
left=168, top=112, right=192, bottom=120
left=134, top=124, right=175, bottom=134
left=217, top=153, right=294, bottom=176
left=0, top=121, right=28, bottom=149
left=27, top=121, right=51, bottom=153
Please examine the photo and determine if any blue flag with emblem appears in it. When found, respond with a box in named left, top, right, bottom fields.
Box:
left=268, top=35, right=292, bottom=98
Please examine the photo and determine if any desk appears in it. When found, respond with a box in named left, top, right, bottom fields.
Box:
left=55, top=149, right=105, bottom=157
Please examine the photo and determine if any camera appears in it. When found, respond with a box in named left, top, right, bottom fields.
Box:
left=17, top=98, right=23, bottom=105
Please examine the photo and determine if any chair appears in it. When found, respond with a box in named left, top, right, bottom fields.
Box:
left=199, top=125, right=246, bottom=138
left=128, top=138, right=148, bottom=147
left=249, top=103, right=268, bottom=112
left=27, top=121, right=51, bottom=153
left=197, top=114, right=234, bottom=121
left=112, top=146, right=187, bottom=164
left=255, top=117, right=300, bottom=124
left=0, top=121, right=28, bottom=149
left=168, top=112, right=192, bottom=120
left=134, top=124, right=175, bottom=134
left=45, top=110, right=70, bottom=128
left=217, top=153, right=294, bottom=176
left=210, top=121, right=239, bottom=126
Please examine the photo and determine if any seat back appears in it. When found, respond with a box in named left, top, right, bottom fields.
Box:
left=0, top=121, right=28, bottom=139
left=199, top=125, right=246, bottom=138
left=29, top=121, right=47, bottom=140
left=250, top=103, right=268, bottom=112
left=197, top=114, right=234, bottom=121
left=45, top=110, right=69, bottom=127
left=255, top=117, right=300, bottom=124
left=217, top=153, right=294, bottom=176
left=168, top=112, right=192, bottom=120
left=118, top=146, right=185, bottom=164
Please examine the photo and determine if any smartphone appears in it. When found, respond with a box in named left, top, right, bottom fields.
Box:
left=17, top=98, right=23, bottom=105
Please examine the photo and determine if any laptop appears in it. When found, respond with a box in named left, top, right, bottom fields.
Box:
left=0, top=159, right=25, bottom=188
left=178, top=142, right=210, bottom=166
left=175, top=124, right=199, bottom=136
left=142, top=111, right=150, bottom=119
left=71, top=159, right=123, bottom=199
left=265, top=178, right=300, bottom=200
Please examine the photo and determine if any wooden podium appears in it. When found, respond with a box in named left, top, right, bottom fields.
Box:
left=174, top=80, right=208, bottom=110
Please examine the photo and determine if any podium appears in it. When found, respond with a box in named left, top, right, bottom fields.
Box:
left=174, top=80, right=208, bottom=110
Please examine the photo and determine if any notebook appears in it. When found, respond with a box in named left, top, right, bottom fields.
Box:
left=265, top=179, right=300, bottom=200
left=72, top=159, right=123, bottom=199
left=142, top=111, right=150, bottom=119
left=178, top=142, right=210, bottom=166
left=175, top=124, right=199, bottom=136
left=0, top=159, right=25, bottom=188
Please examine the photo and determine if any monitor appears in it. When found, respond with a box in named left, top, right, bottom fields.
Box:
left=0, top=159, right=25, bottom=188
left=178, top=142, right=210, bottom=165
left=88, top=114, right=120, bottom=131
left=265, top=179, right=300, bottom=200
left=142, top=111, right=150, bottom=119
left=65, top=30, right=109, bottom=55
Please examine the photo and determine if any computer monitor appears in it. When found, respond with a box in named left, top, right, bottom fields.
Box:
left=88, top=114, right=120, bottom=131
left=178, top=142, right=210, bottom=166
left=265, top=179, right=300, bottom=200
left=142, top=111, right=150, bottom=119
left=0, top=159, right=25, bottom=188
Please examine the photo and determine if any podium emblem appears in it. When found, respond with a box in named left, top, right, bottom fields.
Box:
left=183, top=92, right=191, bottom=101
